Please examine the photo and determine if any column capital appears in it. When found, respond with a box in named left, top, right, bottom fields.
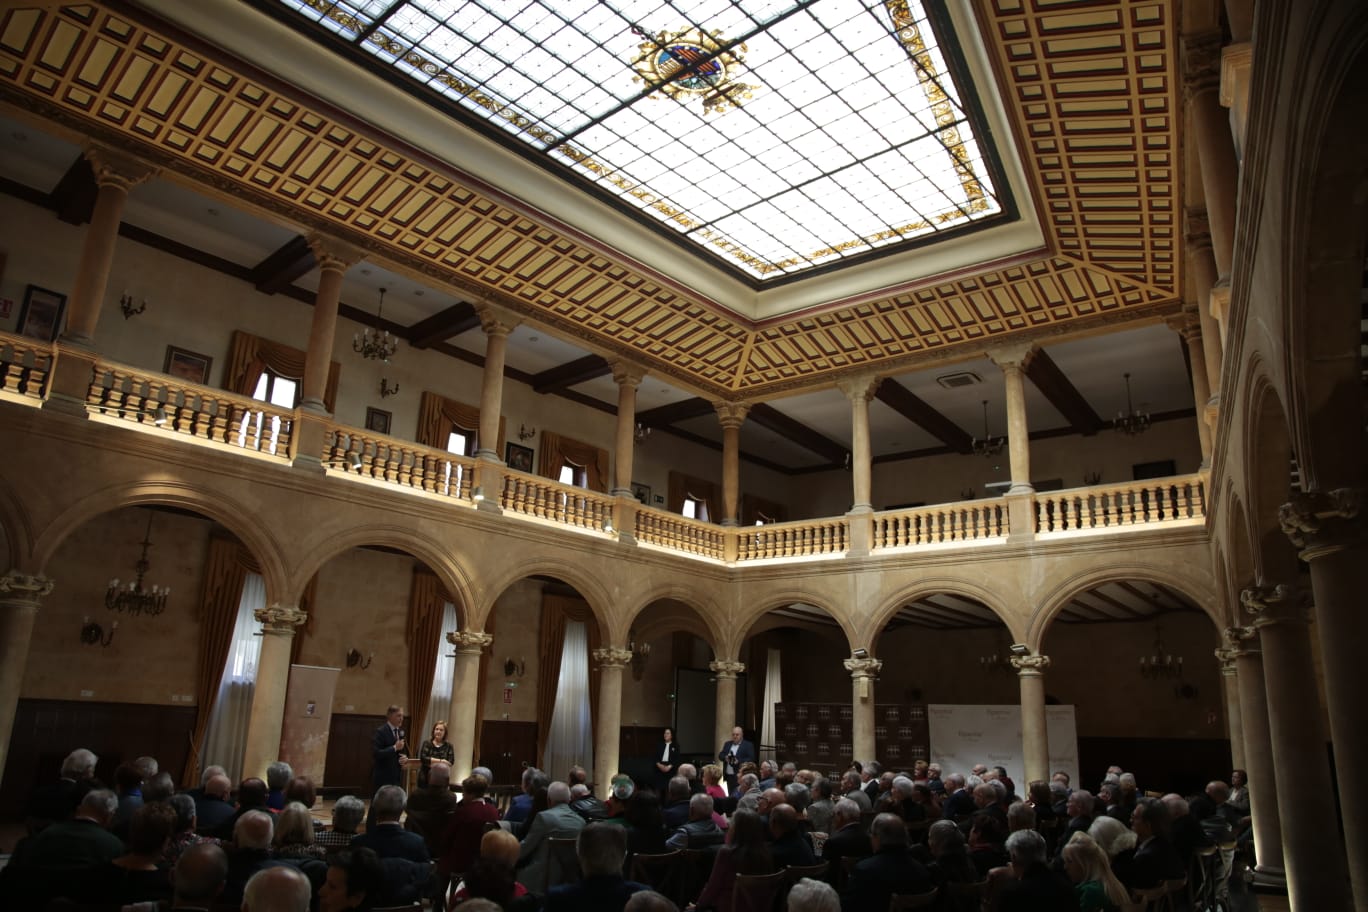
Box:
left=1181, top=30, right=1223, bottom=97
left=475, top=303, right=520, bottom=336
left=254, top=604, right=308, bottom=635
left=713, top=402, right=751, bottom=429
left=609, top=360, right=646, bottom=387
left=592, top=646, right=634, bottom=668
left=1214, top=646, right=1239, bottom=675
left=83, top=144, right=158, bottom=191
left=1165, top=310, right=1202, bottom=341
left=709, top=660, right=745, bottom=678
left=305, top=232, right=365, bottom=272
left=1209, top=281, right=1231, bottom=326
left=843, top=656, right=883, bottom=678
left=1240, top=584, right=1312, bottom=628
left=1219, top=42, right=1253, bottom=108
left=1010, top=654, right=1051, bottom=675
left=835, top=373, right=881, bottom=403
left=1221, top=625, right=1258, bottom=655
left=0, top=572, right=55, bottom=600
left=1278, top=488, right=1365, bottom=557
left=446, top=630, right=493, bottom=654
left=988, top=343, right=1037, bottom=372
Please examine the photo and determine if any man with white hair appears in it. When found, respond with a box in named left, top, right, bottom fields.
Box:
left=242, top=864, right=312, bottom=912
left=350, top=785, right=428, bottom=862
left=224, top=810, right=274, bottom=904
left=518, top=780, right=586, bottom=895
left=26, top=747, right=101, bottom=830
left=994, top=829, right=1074, bottom=910
left=788, top=877, right=839, bottom=912
left=665, top=793, right=722, bottom=849
left=819, top=798, right=870, bottom=882
left=839, top=769, right=871, bottom=812
left=940, top=773, right=975, bottom=819
left=2, top=789, right=122, bottom=902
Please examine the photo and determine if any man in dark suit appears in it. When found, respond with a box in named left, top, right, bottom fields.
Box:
left=718, top=725, right=756, bottom=794
left=0, top=789, right=123, bottom=904
left=350, top=786, right=429, bottom=863
left=841, top=812, right=932, bottom=912
left=996, top=829, right=1076, bottom=911
left=25, top=747, right=101, bottom=832
left=372, top=705, right=408, bottom=791
left=1125, top=797, right=1185, bottom=890
left=193, top=774, right=235, bottom=836
left=543, top=822, right=648, bottom=911
left=821, top=798, right=872, bottom=883
left=662, top=776, right=693, bottom=829
left=769, top=804, right=817, bottom=868
left=940, top=774, right=977, bottom=819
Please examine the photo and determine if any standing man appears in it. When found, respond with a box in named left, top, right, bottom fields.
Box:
left=372, top=705, right=408, bottom=792
left=718, top=725, right=755, bottom=795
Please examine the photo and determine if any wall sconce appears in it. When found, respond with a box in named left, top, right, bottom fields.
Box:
left=518, top=424, right=537, bottom=441
left=379, top=378, right=400, bottom=398
left=628, top=629, right=651, bottom=681
left=504, top=657, right=526, bottom=677
left=119, top=291, right=146, bottom=320
left=345, top=648, right=372, bottom=670
left=81, top=616, right=117, bottom=647
left=634, top=423, right=651, bottom=444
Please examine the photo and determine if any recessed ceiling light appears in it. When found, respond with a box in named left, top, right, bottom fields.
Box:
left=528, top=335, right=539, bottom=343
left=936, top=371, right=982, bottom=389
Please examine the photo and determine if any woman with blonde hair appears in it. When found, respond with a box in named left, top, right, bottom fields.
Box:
left=1063, top=832, right=1129, bottom=912
left=273, top=801, right=325, bottom=859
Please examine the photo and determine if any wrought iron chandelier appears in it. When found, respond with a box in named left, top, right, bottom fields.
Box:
left=1114, top=372, right=1151, bottom=436
left=1139, top=622, right=1182, bottom=679
left=628, top=628, right=652, bottom=680
left=353, top=287, right=398, bottom=363
left=106, top=511, right=169, bottom=617
left=972, top=399, right=1006, bottom=458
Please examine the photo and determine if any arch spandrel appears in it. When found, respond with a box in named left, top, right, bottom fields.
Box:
left=1028, top=562, right=1219, bottom=650
left=0, top=473, right=33, bottom=573
left=729, top=591, right=854, bottom=661
left=620, top=582, right=726, bottom=656
left=865, top=577, right=1017, bottom=649
left=476, top=555, right=615, bottom=644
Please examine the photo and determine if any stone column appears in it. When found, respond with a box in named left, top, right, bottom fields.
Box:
left=592, top=647, right=632, bottom=789
left=241, top=605, right=307, bottom=781
left=1213, top=646, right=1245, bottom=770
left=1280, top=489, right=1368, bottom=909
left=300, top=235, right=361, bottom=413
left=610, top=362, right=644, bottom=497
left=710, top=660, right=745, bottom=756
left=714, top=404, right=750, bottom=527
left=0, top=572, right=53, bottom=786
left=837, top=374, right=880, bottom=512
left=1241, top=586, right=1350, bottom=910
left=1010, top=654, right=1051, bottom=784
left=989, top=345, right=1037, bottom=495
left=475, top=305, right=519, bottom=460
left=843, top=656, right=882, bottom=766
left=1168, top=314, right=1213, bottom=464
left=1222, top=626, right=1283, bottom=884
left=446, top=630, right=493, bottom=784
left=1184, top=33, right=1238, bottom=286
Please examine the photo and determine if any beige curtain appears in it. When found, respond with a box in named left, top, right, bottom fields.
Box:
left=182, top=535, right=250, bottom=787
left=535, top=593, right=601, bottom=769
left=406, top=569, right=448, bottom=743
left=416, top=391, right=505, bottom=453
left=537, top=432, right=610, bottom=492
left=224, top=330, right=340, bottom=411
left=668, top=471, right=720, bottom=519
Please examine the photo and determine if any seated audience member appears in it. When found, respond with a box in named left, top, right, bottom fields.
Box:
left=1026, top=781, right=1057, bottom=824
left=567, top=765, right=591, bottom=790
left=625, top=890, right=681, bottom=912
left=164, top=793, right=217, bottom=866
left=663, top=775, right=693, bottom=829
left=604, top=774, right=635, bottom=821
left=925, top=819, right=978, bottom=887
left=243, top=864, right=313, bottom=912
left=284, top=776, right=321, bottom=827
left=806, top=777, right=836, bottom=834
left=926, top=764, right=944, bottom=795
left=518, top=780, right=587, bottom=895
left=880, top=776, right=925, bottom=823
left=273, top=801, right=326, bottom=860
left=219, top=777, right=271, bottom=839
left=1086, top=815, right=1138, bottom=869
left=995, top=829, right=1075, bottom=911
left=769, top=803, right=817, bottom=868
left=26, top=747, right=102, bottom=832
left=702, top=764, right=728, bottom=801
left=1049, top=781, right=1070, bottom=818
left=169, top=841, right=230, bottom=910
left=570, top=781, right=609, bottom=821
left=143, top=771, right=176, bottom=806
left=967, top=813, right=1009, bottom=878
left=840, top=813, right=932, bottom=912
left=194, top=774, right=236, bottom=836
left=1063, top=788, right=1096, bottom=844
left=1161, top=792, right=1211, bottom=870
left=1116, top=773, right=1139, bottom=813
left=439, top=773, right=501, bottom=877
left=623, top=788, right=667, bottom=856
left=1188, top=780, right=1243, bottom=839
left=76, top=801, right=176, bottom=904
left=318, top=847, right=386, bottom=912
left=940, top=774, right=975, bottom=819
left=451, top=828, right=530, bottom=906
left=972, top=783, right=1007, bottom=827
left=224, top=810, right=275, bottom=904
left=735, top=773, right=763, bottom=812
left=666, top=792, right=723, bottom=849
left=543, top=822, right=649, bottom=911
left=1098, top=782, right=1128, bottom=822
left=0, top=788, right=123, bottom=903
left=318, top=795, right=365, bottom=850
left=784, top=781, right=812, bottom=822
left=185, top=765, right=228, bottom=804
left=406, top=762, right=458, bottom=855
left=757, top=760, right=778, bottom=791
left=1123, top=797, right=1185, bottom=890
left=350, top=785, right=429, bottom=862
left=1063, top=833, right=1129, bottom=912
left=859, top=762, right=882, bottom=803
left=678, top=762, right=703, bottom=795
left=839, top=770, right=872, bottom=812
left=1227, top=769, right=1250, bottom=815
left=695, top=809, right=775, bottom=912
left=112, top=761, right=147, bottom=838
left=504, top=767, right=541, bottom=824
left=820, top=798, right=871, bottom=882
left=787, top=877, right=839, bottom=912
left=135, top=755, right=161, bottom=780
left=1006, top=800, right=1036, bottom=834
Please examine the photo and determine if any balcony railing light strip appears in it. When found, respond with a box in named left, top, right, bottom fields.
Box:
left=322, top=426, right=478, bottom=501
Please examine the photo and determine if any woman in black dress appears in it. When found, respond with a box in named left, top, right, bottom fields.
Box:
left=654, top=726, right=680, bottom=792
left=418, top=720, right=455, bottom=788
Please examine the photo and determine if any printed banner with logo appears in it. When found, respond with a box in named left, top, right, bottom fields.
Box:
left=927, top=704, right=1078, bottom=786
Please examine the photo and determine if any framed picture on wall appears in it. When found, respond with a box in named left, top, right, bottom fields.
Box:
left=630, top=481, right=651, bottom=504
left=364, top=407, right=392, bottom=435
left=17, top=285, right=67, bottom=343
left=163, top=346, right=214, bottom=385
left=506, top=442, right=534, bottom=472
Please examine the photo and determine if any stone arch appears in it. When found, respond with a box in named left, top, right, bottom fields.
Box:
left=621, top=583, right=724, bottom=656
left=867, top=577, right=1015, bottom=652
left=32, top=480, right=287, bottom=606
left=730, top=592, right=853, bottom=661
left=290, top=524, right=475, bottom=630
left=1243, top=375, right=1299, bottom=583
left=1223, top=494, right=1257, bottom=625
left=477, top=557, right=614, bottom=643
left=0, top=473, right=34, bottom=573
left=1028, top=563, right=1218, bottom=649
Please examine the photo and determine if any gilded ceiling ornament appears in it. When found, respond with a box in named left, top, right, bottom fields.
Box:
left=631, top=28, right=755, bottom=115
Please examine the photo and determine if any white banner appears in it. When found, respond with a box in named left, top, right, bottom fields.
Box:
left=927, top=704, right=1078, bottom=787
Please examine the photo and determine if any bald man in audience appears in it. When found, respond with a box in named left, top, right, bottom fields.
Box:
left=242, top=865, right=312, bottom=912
left=769, top=804, right=817, bottom=868
left=169, top=842, right=228, bottom=910
left=223, top=810, right=274, bottom=904
left=519, top=781, right=586, bottom=895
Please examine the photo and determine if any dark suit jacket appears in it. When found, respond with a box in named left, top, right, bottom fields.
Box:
left=193, top=794, right=236, bottom=835
left=543, top=874, right=649, bottom=912
left=941, top=789, right=977, bottom=819
left=771, top=830, right=817, bottom=868
left=1125, top=835, right=1185, bottom=889
left=350, top=822, right=430, bottom=863
left=663, top=799, right=691, bottom=830
left=841, top=846, right=932, bottom=912
left=372, top=722, right=406, bottom=790
left=997, top=861, right=1076, bottom=911
left=718, top=738, right=756, bottom=778
left=654, top=741, right=680, bottom=775
left=821, top=822, right=872, bottom=882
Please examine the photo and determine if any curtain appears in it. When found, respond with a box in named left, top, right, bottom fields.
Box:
left=224, top=330, right=340, bottom=411
left=668, top=471, right=720, bottom=518
left=201, top=573, right=265, bottom=784
left=182, top=536, right=250, bottom=786
left=535, top=593, right=601, bottom=771
left=543, top=621, right=594, bottom=780
left=406, top=569, right=448, bottom=743
left=761, top=648, right=782, bottom=764
left=416, top=391, right=505, bottom=453
left=538, top=431, right=609, bottom=492
left=422, top=601, right=459, bottom=740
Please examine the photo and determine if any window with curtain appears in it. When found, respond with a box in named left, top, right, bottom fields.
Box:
left=421, top=600, right=459, bottom=740
left=236, top=369, right=298, bottom=455
left=201, top=572, right=265, bottom=783
left=682, top=496, right=710, bottom=521
left=558, top=461, right=587, bottom=488
left=761, top=647, right=782, bottom=764
left=542, top=620, right=594, bottom=778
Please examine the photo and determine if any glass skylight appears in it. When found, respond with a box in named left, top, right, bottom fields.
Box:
left=272, top=0, right=1004, bottom=280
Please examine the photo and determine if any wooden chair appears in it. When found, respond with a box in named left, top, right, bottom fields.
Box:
left=943, top=879, right=987, bottom=912
left=680, top=847, right=719, bottom=907
left=1162, top=876, right=1188, bottom=911
left=547, top=836, right=582, bottom=887
left=887, top=887, right=939, bottom=910
left=838, top=854, right=866, bottom=889
left=781, top=862, right=830, bottom=907
left=630, top=850, right=683, bottom=906
left=733, top=869, right=787, bottom=912
left=1130, top=884, right=1167, bottom=911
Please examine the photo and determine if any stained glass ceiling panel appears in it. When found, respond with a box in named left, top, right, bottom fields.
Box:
left=271, top=0, right=1004, bottom=280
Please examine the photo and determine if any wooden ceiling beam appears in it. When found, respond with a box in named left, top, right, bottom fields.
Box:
left=636, top=397, right=716, bottom=427
left=750, top=402, right=848, bottom=465
left=1025, top=349, right=1105, bottom=436
left=875, top=378, right=974, bottom=454
left=49, top=154, right=97, bottom=225
left=248, top=235, right=315, bottom=295
left=406, top=302, right=479, bottom=348
left=532, top=354, right=611, bottom=394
